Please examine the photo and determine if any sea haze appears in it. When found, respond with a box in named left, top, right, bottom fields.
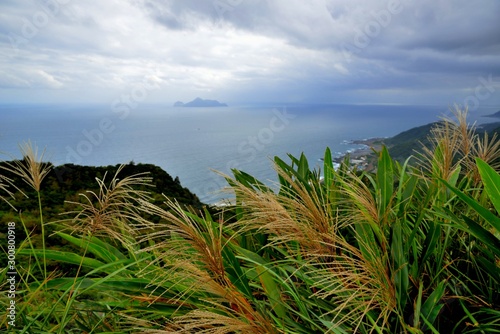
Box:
left=1, top=104, right=497, bottom=203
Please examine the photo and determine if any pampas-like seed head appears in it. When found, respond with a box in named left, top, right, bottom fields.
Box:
left=134, top=198, right=279, bottom=333
left=222, top=164, right=395, bottom=331
left=62, top=165, right=154, bottom=244
left=1, top=141, right=52, bottom=192
left=415, top=107, right=467, bottom=182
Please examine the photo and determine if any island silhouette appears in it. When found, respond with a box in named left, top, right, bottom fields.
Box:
left=173, top=97, right=228, bottom=107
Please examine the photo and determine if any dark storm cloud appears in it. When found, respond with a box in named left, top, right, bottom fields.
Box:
left=395, top=1, right=500, bottom=54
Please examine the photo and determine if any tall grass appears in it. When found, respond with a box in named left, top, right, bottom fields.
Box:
left=1, top=108, right=500, bottom=332
left=1, top=142, right=51, bottom=280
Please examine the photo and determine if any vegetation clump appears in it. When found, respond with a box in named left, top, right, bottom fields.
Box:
left=1, top=108, right=500, bottom=333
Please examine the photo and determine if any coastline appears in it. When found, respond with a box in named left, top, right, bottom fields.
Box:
left=333, top=137, right=385, bottom=171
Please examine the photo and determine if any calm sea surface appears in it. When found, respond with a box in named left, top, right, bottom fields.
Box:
left=0, top=103, right=497, bottom=203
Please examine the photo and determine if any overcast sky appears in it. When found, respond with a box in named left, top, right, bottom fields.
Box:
left=1, top=0, right=499, bottom=106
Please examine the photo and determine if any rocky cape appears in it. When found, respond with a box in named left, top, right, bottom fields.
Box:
left=342, top=117, right=500, bottom=170
left=174, top=97, right=228, bottom=107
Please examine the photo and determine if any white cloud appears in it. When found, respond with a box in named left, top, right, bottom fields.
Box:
left=334, top=63, right=349, bottom=75
left=34, top=70, right=63, bottom=88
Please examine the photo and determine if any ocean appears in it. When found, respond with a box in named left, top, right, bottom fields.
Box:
left=1, top=103, right=497, bottom=203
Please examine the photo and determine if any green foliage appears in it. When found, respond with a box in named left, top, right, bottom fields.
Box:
left=2, top=111, right=500, bottom=332
left=0, top=161, right=203, bottom=268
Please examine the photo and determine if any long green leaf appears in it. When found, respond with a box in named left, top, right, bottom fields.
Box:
left=45, top=277, right=193, bottom=299
left=421, top=279, right=446, bottom=326
left=461, top=216, right=500, bottom=258
left=377, top=146, right=393, bottom=217
left=18, top=249, right=105, bottom=269
left=476, top=256, right=500, bottom=283
left=323, top=147, right=334, bottom=192
left=477, top=158, right=500, bottom=218
left=395, top=156, right=411, bottom=212
left=420, top=221, right=441, bottom=269
left=231, top=169, right=273, bottom=193
left=275, top=154, right=313, bottom=192
left=56, top=232, right=127, bottom=263
left=234, top=245, right=287, bottom=319
left=441, top=179, right=500, bottom=234
left=413, top=280, right=423, bottom=328
left=223, top=243, right=253, bottom=300
left=256, top=264, right=286, bottom=320
left=274, top=156, right=294, bottom=193
left=298, top=152, right=309, bottom=181
left=355, top=221, right=382, bottom=263
left=391, top=221, right=409, bottom=312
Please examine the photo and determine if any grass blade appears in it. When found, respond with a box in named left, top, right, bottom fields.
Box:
left=441, top=179, right=500, bottom=233
left=18, top=249, right=105, bottom=269
left=477, top=158, right=500, bottom=216
left=377, top=146, right=394, bottom=216
left=56, top=232, right=127, bottom=263
left=421, top=279, right=446, bottom=326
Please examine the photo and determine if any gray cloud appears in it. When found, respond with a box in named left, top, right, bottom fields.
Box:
left=0, top=0, right=498, bottom=106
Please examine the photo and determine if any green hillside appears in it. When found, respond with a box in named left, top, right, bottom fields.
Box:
left=0, top=161, right=204, bottom=269
left=382, top=122, right=436, bottom=162
left=382, top=120, right=500, bottom=163
left=0, top=161, right=203, bottom=219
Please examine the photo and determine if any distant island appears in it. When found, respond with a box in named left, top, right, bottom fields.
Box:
left=173, top=97, right=228, bottom=107
left=485, top=110, right=500, bottom=118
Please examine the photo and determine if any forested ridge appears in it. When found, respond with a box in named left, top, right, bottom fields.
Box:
left=0, top=161, right=204, bottom=268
